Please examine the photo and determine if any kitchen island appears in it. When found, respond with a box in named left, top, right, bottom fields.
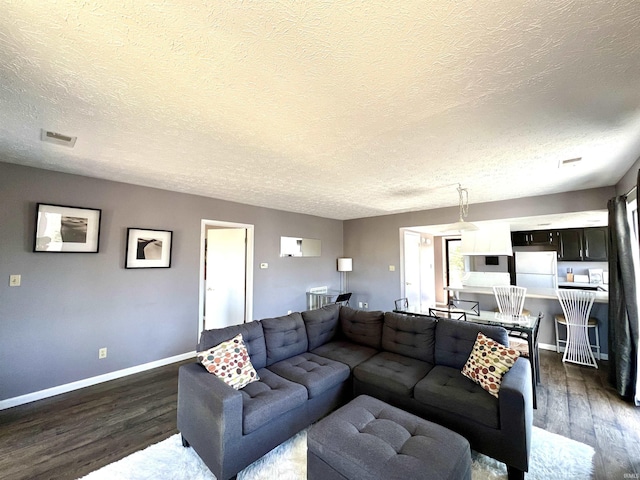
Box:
left=446, top=285, right=609, bottom=358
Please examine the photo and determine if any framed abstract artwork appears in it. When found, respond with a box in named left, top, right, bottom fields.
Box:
left=125, top=228, right=173, bottom=268
left=33, top=203, right=102, bottom=253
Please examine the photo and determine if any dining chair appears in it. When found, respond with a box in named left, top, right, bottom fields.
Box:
left=428, top=307, right=467, bottom=322
left=334, top=292, right=352, bottom=306
left=555, top=289, right=599, bottom=367
left=493, top=286, right=527, bottom=316
left=449, top=298, right=480, bottom=316
left=394, top=297, right=409, bottom=310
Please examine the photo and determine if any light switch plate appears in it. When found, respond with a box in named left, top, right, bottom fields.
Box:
left=389, top=265, right=395, bottom=272
left=9, top=275, right=21, bottom=287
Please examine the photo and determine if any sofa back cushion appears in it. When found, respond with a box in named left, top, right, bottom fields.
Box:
left=382, top=312, right=437, bottom=363
left=301, top=303, right=341, bottom=350
left=340, top=307, right=384, bottom=349
left=262, top=312, right=308, bottom=366
left=198, top=320, right=267, bottom=370
left=435, top=318, right=509, bottom=370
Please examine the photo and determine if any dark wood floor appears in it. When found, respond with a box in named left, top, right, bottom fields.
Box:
left=1, top=352, right=639, bottom=480
left=533, top=350, right=640, bottom=480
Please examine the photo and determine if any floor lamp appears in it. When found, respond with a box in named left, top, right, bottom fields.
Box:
left=337, top=257, right=352, bottom=292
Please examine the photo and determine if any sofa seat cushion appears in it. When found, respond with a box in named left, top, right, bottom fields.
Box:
left=414, top=365, right=499, bottom=429
left=311, top=340, right=378, bottom=370
left=267, top=352, right=350, bottom=398
left=353, top=352, right=433, bottom=396
left=240, top=368, right=308, bottom=434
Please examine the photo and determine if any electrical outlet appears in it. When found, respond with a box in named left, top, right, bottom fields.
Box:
left=99, top=347, right=107, bottom=359
left=363, top=302, right=368, bottom=309
left=389, top=265, right=395, bottom=272
left=9, top=275, right=21, bottom=287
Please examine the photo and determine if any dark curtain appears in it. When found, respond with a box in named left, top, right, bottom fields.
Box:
left=607, top=187, right=639, bottom=402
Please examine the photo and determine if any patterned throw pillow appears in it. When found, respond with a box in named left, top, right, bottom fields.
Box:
left=197, top=333, right=259, bottom=390
left=461, top=332, right=520, bottom=398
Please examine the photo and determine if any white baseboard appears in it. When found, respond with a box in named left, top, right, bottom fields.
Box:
left=538, top=342, right=608, bottom=360
left=0, top=351, right=196, bottom=411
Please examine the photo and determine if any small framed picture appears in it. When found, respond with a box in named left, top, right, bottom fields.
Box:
left=125, top=228, right=173, bottom=269
left=34, top=203, right=102, bottom=253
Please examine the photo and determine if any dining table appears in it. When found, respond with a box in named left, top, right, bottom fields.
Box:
left=394, top=305, right=542, bottom=409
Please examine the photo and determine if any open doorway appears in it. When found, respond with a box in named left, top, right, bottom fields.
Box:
left=445, top=238, right=464, bottom=303
left=401, top=229, right=436, bottom=311
left=198, top=220, right=254, bottom=336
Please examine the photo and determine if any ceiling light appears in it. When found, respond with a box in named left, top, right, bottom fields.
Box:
left=442, top=184, right=479, bottom=232
left=41, top=129, right=77, bottom=148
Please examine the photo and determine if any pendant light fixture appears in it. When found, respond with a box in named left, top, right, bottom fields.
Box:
left=443, top=183, right=479, bottom=232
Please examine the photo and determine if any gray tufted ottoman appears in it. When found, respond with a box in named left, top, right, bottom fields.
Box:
left=307, top=395, right=471, bottom=480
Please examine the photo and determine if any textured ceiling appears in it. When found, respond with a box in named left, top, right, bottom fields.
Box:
left=1, top=1, right=639, bottom=221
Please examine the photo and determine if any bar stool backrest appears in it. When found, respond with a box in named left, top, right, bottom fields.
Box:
left=556, top=288, right=597, bottom=367
left=556, top=289, right=596, bottom=326
left=493, top=286, right=527, bottom=316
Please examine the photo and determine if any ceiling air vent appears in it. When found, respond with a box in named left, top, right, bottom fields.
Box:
left=41, top=129, right=77, bottom=148
left=558, top=157, right=582, bottom=168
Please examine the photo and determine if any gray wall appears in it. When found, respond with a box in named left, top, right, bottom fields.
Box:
left=616, top=156, right=639, bottom=195
left=0, top=162, right=343, bottom=401
left=344, top=187, right=615, bottom=312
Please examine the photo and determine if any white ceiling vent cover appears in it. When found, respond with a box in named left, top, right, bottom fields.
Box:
left=41, top=129, right=77, bottom=148
left=558, top=157, right=582, bottom=168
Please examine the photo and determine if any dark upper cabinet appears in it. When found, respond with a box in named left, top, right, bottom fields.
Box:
left=513, top=227, right=608, bottom=261
left=557, top=227, right=608, bottom=261
left=557, top=229, right=583, bottom=261
left=583, top=227, right=608, bottom=261
left=511, top=230, right=557, bottom=247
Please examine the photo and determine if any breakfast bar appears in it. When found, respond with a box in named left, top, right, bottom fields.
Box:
left=446, top=285, right=609, bottom=359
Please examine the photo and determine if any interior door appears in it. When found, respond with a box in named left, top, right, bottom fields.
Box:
left=403, top=231, right=421, bottom=309
left=205, top=228, right=247, bottom=329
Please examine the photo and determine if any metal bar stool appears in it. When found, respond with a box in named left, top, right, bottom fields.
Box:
left=493, top=285, right=527, bottom=316
left=555, top=289, right=599, bottom=368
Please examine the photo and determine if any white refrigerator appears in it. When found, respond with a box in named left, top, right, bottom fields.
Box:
left=515, top=251, right=558, bottom=289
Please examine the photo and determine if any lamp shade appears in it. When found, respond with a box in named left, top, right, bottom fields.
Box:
left=337, top=257, right=353, bottom=272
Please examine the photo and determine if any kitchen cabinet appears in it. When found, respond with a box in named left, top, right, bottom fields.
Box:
left=557, top=227, right=608, bottom=261
left=511, top=230, right=557, bottom=247
left=583, top=227, right=608, bottom=261
left=557, top=229, right=583, bottom=261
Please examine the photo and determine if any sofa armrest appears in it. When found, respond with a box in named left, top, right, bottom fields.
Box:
left=498, top=356, right=533, bottom=443
left=177, top=363, right=243, bottom=468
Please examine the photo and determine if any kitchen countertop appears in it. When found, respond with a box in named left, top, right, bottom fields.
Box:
left=447, top=285, right=609, bottom=304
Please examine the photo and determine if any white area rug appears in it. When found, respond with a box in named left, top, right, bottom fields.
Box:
left=79, top=426, right=594, bottom=480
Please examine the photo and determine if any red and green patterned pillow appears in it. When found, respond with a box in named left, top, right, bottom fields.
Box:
left=197, top=333, right=259, bottom=390
left=461, top=332, right=520, bottom=398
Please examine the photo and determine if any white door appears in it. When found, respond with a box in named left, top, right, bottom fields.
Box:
left=403, top=231, right=421, bottom=309
left=205, top=228, right=247, bottom=329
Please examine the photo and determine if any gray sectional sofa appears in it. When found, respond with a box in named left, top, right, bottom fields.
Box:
left=177, top=304, right=532, bottom=480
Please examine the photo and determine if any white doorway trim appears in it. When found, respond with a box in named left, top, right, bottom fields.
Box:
left=198, top=219, right=254, bottom=340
